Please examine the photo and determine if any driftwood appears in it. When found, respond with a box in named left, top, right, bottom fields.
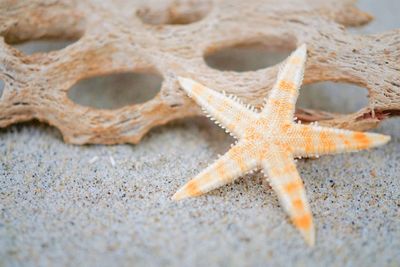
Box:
left=0, top=0, right=399, bottom=144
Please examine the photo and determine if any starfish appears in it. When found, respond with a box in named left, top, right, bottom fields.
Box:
left=173, top=44, right=390, bottom=246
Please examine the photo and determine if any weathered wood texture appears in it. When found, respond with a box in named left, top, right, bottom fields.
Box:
left=0, top=0, right=399, bottom=144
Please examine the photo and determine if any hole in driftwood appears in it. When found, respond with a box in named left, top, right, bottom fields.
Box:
left=297, top=82, right=369, bottom=114
left=0, top=80, right=4, bottom=99
left=68, top=72, right=162, bottom=109
left=137, top=1, right=212, bottom=25
left=12, top=40, right=77, bottom=55
left=204, top=42, right=293, bottom=72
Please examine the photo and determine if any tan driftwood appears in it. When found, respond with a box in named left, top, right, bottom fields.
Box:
left=0, top=0, right=399, bottom=144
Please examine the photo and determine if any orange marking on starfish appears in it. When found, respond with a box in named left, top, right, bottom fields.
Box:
left=293, top=214, right=312, bottom=229
left=270, top=164, right=296, bottom=177
left=290, top=56, right=302, bottom=65
left=300, top=126, right=312, bottom=136
left=270, top=99, right=291, bottom=115
left=353, top=132, right=371, bottom=149
left=227, top=123, right=235, bottom=131
left=284, top=180, right=302, bottom=194
left=281, top=123, right=291, bottom=133
left=278, top=80, right=296, bottom=92
left=216, top=162, right=227, bottom=180
left=233, top=111, right=245, bottom=124
left=186, top=181, right=202, bottom=197
left=285, top=164, right=297, bottom=174
left=320, top=132, right=336, bottom=152
left=281, top=144, right=292, bottom=152
left=232, top=154, right=246, bottom=172
left=292, top=199, right=304, bottom=210
left=200, top=173, right=212, bottom=183
left=271, top=99, right=291, bottom=108
left=278, top=102, right=293, bottom=113
left=304, top=136, right=314, bottom=153
left=245, top=126, right=255, bottom=135
left=216, top=100, right=229, bottom=112
left=245, top=126, right=262, bottom=140
left=337, top=133, right=348, bottom=145
left=354, top=132, right=366, bottom=140
left=269, top=167, right=280, bottom=177
left=257, top=118, right=269, bottom=128
left=230, top=147, right=247, bottom=171
left=299, top=127, right=314, bottom=153
left=259, top=143, right=270, bottom=159
left=192, top=83, right=204, bottom=95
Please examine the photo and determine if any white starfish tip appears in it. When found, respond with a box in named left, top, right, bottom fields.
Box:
left=177, top=76, right=195, bottom=93
left=287, top=43, right=308, bottom=63
left=381, top=134, right=391, bottom=144
left=298, top=43, right=307, bottom=52
left=301, top=226, right=315, bottom=247
left=172, top=187, right=188, bottom=201
left=293, top=43, right=307, bottom=58
left=364, top=132, right=391, bottom=148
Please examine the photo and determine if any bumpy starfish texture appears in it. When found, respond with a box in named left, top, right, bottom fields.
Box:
left=173, top=44, right=390, bottom=246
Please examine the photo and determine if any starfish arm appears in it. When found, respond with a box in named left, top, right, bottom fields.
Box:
left=178, top=77, right=257, bottom=139
left=172, top=141, right=258, bottom=200
left=292, top=125, right=391, bottom=157
left=262, top=150, right=315, bottom=246
left=262, top=44, right=307, bottom=123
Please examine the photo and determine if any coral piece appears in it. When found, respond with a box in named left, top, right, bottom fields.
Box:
left=173, top=45, right=390, bottom=245
left=0, top=0, right=399, bottom=144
